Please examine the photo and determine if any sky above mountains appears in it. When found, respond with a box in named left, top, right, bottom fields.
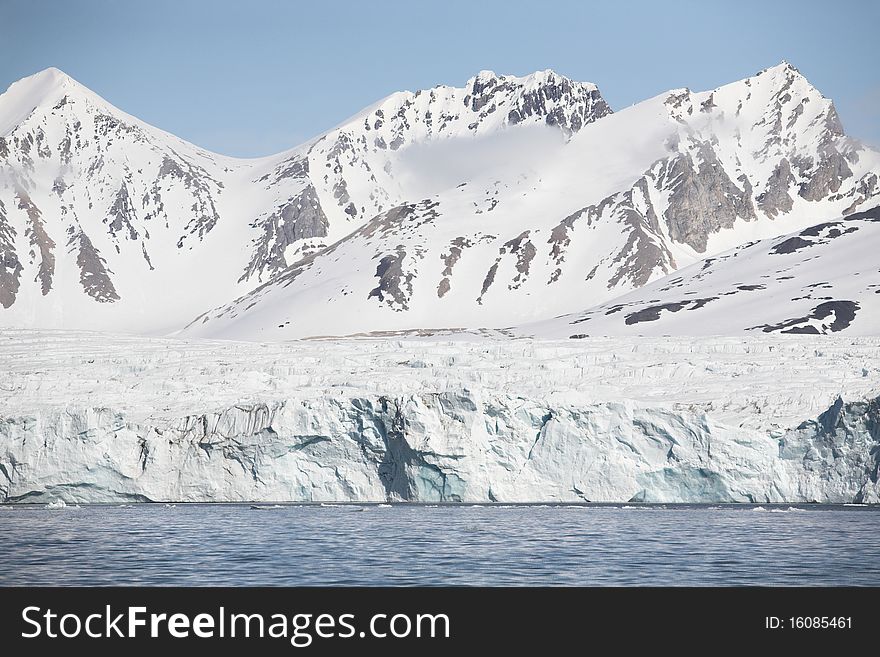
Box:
left=3, top=0, right=878, bottom=157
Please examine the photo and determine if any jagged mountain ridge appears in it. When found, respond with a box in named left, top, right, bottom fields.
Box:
left=0, top=67, right=605, bottom=332
left=0, top=63, right=878, bottom=337
left=246, top=68, right=610, bottom=279
left=184, top=62, right=880, bottom=340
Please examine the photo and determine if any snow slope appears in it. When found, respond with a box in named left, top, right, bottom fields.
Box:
left=2, top=330, right=879, bottom=503
left=184, top=62, right=880, bottom=340
left=0, top=67, right=608, bottom=333
left=0, top=68, right=254, bottom=332
left=521, top=205, right=880, bottom=338
left=2, top=63, right=878, bottom=338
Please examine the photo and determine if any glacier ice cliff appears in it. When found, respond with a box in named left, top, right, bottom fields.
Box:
left=1, top=331, right=879, bottom=503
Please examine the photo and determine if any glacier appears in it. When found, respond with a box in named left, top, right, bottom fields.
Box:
left=1, top=330, right=878, bottom=504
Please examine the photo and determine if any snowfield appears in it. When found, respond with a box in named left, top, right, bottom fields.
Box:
left=521, top=206, right=880, bottom=338
left=2, top=63, right=878, bottom=339
left=2, top=330, right=878, bottom=504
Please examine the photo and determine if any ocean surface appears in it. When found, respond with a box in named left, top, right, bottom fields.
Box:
left=1, top=503, right=878, bottom=586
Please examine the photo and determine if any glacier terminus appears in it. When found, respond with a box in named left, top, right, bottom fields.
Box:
left=1, top=331, right=878, bottom=504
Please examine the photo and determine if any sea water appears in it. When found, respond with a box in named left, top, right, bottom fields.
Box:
left=0, top=503, right=877, bottom=586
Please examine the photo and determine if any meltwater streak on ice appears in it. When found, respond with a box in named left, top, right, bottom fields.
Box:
left=0, top=504, right=879, bottom=586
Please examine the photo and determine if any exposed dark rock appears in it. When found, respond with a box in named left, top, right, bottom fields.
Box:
left=34, top=128, right=51, bottom=158
left=796, top=149, right=853, bottom=202
left=624, top=298, right=717, bottom=325
left=841, top=205, right=880, bottom=223
left=0, top=199, right=23, bottom=308
left=664, top=89, right=693, bottom=123
left=67, top=229, right=119, bottom=303
left=353, top=201, right=440, bottom=244
left=440, top=237, right=470, bottom=277
left=333, top=179, right=351, bottom=208
left=801, top=221, right=840, bottom=237
left=107, top=185, right=139, bottom=243
left=157, top=154, right=222, bottom=246
left=658, top=142, right=757, bottom=252
left=436, top=278, right=450, bottom=298
left=241, top=185, right=330, bottom=282
left=94, top=113, right=142, bottom=140
left=368, top=246, right=414, bottom=312
left=786, top=98, right=807, bottom=129
left=17, top=133, right=33, bottom=156
left=843, top=173, right=878, bottom=215
left=16, top=189, right=55, bottom=295
left=793, top=107, right=853, bottom=202
left=771, top=236, right=813, bottom=255
left=752, top=300, right=859, bottom=334
left=262, top=155, right=308, bottom=184
left=502, top=230, right=536, bottom=289
left=757, top=158, right=795, bottom=218
left=607, top=179, right=676, bottom=289
left=547, top=177, right=675, bottom=291
left=771, top=220, right=859, bottom=255
left=468, top=71, right=611, bottom=136
left=477, top=259, right=501, bottom=305
left=437, top=237, right=472, bottom=298
left=546, top=203, right=603, bottom=283
left=59, top=126, right=74, bottom=165
left=389, top=134, right=405, bottom=150
left=700, top=93, right=716, bottom=112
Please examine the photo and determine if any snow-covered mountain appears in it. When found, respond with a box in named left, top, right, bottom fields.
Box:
left=0, top=67, right=607, bottom=332
left=241, top=68, right=610, bottom=281
left=520, top=205, right=880, bottom=338
left=0, top=68, right=250, bottom=332
left=183, top=62, right=880, bottom=340
left=1, top=63, right=878, bottom=338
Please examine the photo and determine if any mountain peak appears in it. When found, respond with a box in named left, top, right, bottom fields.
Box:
left=769, top=59, right=799, bottom=74
left=6, top=67, right=78, bottom=96
left=753, top=59, right=810, bottom=85
left=31, top=66, right=73, bottom=83
left=0, top=67, right=86, bottom=135
left=465, top=68, right=592, bottom=92
left=474, top=69, right=497, bottom=81
left=747, top=60, right=832, bottom=111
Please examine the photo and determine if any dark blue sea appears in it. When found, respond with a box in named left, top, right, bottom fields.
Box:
left=1, top=503, right=878, bottom=586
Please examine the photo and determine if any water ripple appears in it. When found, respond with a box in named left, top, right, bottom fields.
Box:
left=0, top=504, right=878, bottom=586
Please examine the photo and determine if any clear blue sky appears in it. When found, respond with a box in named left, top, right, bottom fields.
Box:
left=3, top=0, right=878, bottom=156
